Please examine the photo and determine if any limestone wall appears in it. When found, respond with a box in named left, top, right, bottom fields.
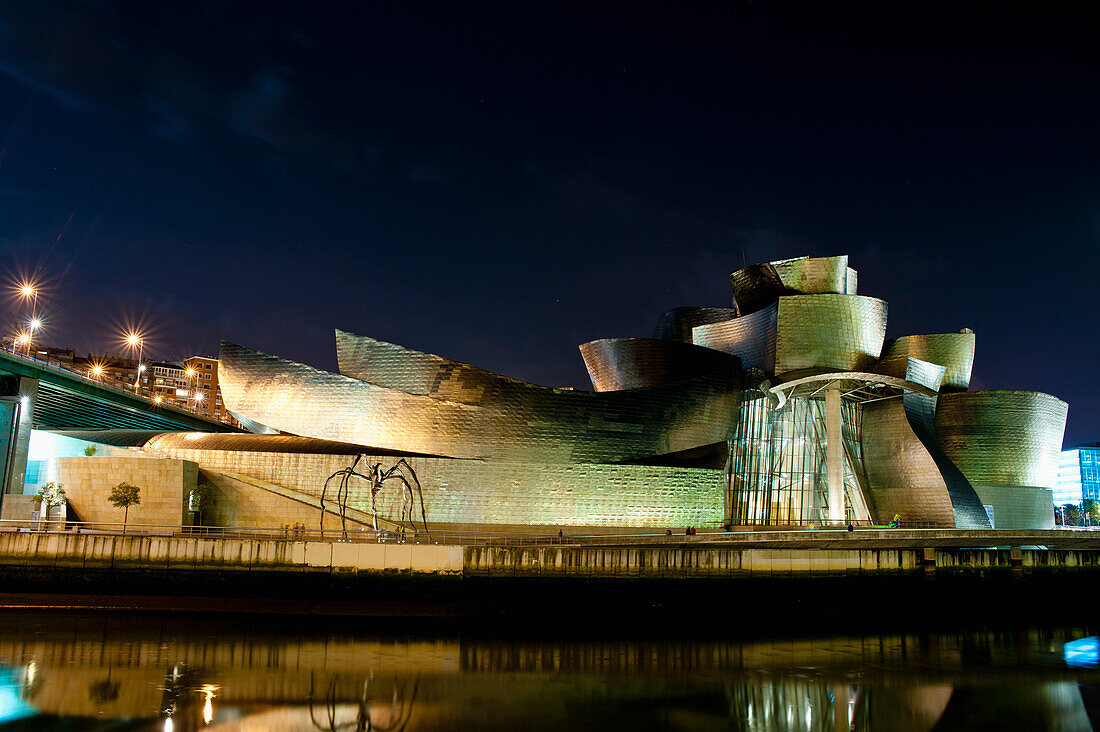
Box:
left=199, top=470, right=336, bottom=529
left=149, top=447, right=726, bottom=529
left=49, top=456, right=196, bottom=527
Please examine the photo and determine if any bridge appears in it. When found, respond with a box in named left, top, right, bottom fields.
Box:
left=1, top=348, right=243, bottom=495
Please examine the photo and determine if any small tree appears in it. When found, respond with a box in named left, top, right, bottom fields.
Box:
left=109, top=482, right=141, bottom=533
left=1086, top=499, right=1100, bottom=527
left=31, top=482, right=67, bottom=522
left=188, top=475, right=218, bottom=525
left=83, top=445, right=97, bottom=457
left=1061, top=503, right=1084, bottom=527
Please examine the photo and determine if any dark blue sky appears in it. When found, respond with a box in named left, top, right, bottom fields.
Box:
left=1, top=2, right=1097, bottom=445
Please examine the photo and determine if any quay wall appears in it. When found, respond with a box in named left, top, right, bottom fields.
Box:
left=3, top=532, right=1100, bottom=579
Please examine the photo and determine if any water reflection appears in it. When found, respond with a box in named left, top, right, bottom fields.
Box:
left=0, top=612, right=1097, bottom=730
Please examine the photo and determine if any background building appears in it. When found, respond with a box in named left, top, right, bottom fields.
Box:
left=1056, top=443, right=1100, bottom=505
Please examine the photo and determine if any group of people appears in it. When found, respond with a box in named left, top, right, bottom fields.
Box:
left=281, top=523, right=308, bottom=539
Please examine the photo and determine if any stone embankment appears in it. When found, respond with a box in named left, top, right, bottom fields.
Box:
left=3, top=530, right=1100, bottom=579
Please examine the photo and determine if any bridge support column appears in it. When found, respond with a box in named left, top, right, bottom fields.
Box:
left=1, top=377, right=38, bottom=508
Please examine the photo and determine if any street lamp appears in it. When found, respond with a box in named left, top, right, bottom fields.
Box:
left=18, top=283, right=38, bottom=314
left=16, top=282, right=40, bottom=354
left=26, top=317, right=42, bottom=358
left=91, top=364, right=104, bottom=380
left=125, top=331, right=145, bottom=390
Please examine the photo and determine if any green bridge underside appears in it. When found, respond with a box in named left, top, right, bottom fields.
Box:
left=0, top=352, right=241, bottom=432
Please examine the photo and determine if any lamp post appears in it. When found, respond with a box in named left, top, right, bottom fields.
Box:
left=18, top=283, right=39, bottom=356
left=126, top=332, right=145, bottom=391
left=27, top=317, right=41, bottom=358
left=185, top=366, right=197, bottom=412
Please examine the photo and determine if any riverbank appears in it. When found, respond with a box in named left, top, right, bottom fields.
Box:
left=3, top=529, right=1100, bottom=628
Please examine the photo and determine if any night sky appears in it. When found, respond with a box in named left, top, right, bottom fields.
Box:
left=0, top=2, right=1097, bottom=445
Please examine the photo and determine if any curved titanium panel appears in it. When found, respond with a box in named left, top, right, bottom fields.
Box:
left=335, top=329, right=529, bottom=403
left=579, top=338, right=740, bottom=392
left=221, top=340, right=742, bottom=464
left=728, top=255, right=855, bottom=315
left=774, top=294, right=888, bottom=376
left=651, top=306, right=737, bottom=342
left=934, top=391, right=1069, bottom=489
left=900, top=358, right=990, bottom=528
left=143, top=432, right=411, bottom=456
left=691, top=304, right=778, bottom=373
left=881, top=332, right=975, bottom=391
left=859, top=396, right=958, bottom=528
left=856, top=357, right=989, bottom=528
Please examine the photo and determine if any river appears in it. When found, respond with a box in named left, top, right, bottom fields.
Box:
left=0, top=610, right=1097, bottom=730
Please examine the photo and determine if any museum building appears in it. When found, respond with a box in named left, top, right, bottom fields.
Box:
left=15, top=255, right=1068, bottom=532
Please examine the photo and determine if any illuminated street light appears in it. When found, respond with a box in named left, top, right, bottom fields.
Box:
left=124, top=331, right=145, bottom=390
left=91, top=364, right=104, bottom=379
left=16, top=282, right=42, bottom=356
left=154, top=395, right=163, bottom=404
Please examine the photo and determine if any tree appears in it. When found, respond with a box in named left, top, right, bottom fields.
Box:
left=1086, top=499, right=1100, bottom=527
left=108, top=482, right=141, bottom=533
left=83, top=445, right=97, bottom=456
left=1060, top=503, right=1084, bottom=527
left=188, top=475, right=218, bottom=525
left=31, top=482, right=66, bottom=522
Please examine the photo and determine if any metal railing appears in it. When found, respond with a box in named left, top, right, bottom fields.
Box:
left=0, top=518, right=962, bottom=547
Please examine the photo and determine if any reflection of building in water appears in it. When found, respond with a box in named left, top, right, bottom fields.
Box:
left=1, top=614, right=1097, bottom=730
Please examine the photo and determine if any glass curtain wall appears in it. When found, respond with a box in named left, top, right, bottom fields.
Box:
left=727, top=389, right=871, bottom=526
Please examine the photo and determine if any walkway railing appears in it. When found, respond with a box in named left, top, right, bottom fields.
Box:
left=0, top=518, right=1012, bottom=547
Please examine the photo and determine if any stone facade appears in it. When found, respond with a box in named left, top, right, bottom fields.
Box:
left=48, top=456, right=195, bottom=527
left=151, top=447, right=727, bottom=530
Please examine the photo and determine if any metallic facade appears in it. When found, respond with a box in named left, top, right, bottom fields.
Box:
left=690, top=294, right=887, bottom=377
left=774, top=294, right=887, bottom=375
left=220, top=339, right=741, bottom=464
left=579, top=338, right=740, bottom=392
left=651, top=306, right=737, bottom=343
left=202, top=253, right=1067, bottom=532
left=935, top=391, right=1068, bottom=489
left=881, top=332, right=975, bottom=391
left=728, top=255, right=857, bottom=316
left=691, top=304, right=778, bottom=373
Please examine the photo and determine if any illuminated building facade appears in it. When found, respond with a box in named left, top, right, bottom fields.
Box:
left=7, top=255, right=1067, bottom=533
left=1056, top=443, right=1100, bottom=506
left=189, top=254, right=1065, bottom=532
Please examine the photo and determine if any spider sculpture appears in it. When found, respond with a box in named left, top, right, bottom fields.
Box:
left=320, top=455, right=431, bottom=539
left=309, top=673, right=418, bottom=732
